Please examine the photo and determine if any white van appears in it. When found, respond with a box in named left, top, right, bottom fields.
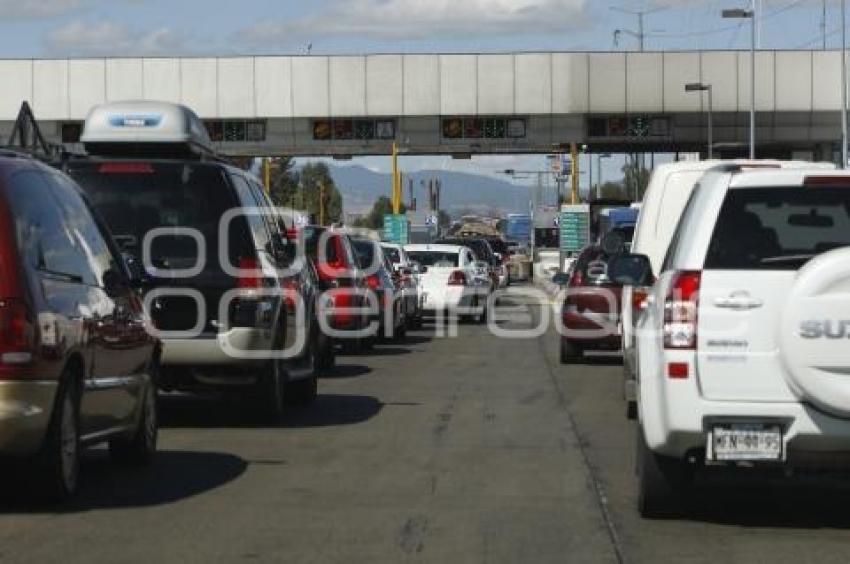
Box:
left=621, top=160, right=835, bottom=418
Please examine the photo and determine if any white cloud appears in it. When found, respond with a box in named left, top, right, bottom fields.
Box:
left=45, top=20, right=186, bottom=56
left=240, top=0, right=589, bottom=43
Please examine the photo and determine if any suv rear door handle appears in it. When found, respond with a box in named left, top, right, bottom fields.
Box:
left=714, top=295, right=763, bottom=311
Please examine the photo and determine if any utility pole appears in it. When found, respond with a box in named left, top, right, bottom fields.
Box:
left=611, top=6, right=665, bottom=51
left=319, top=181, right=325, bottom=226
left=843, top=0, right=848, bottom=169
left=823, top=0, right=829, bottom=50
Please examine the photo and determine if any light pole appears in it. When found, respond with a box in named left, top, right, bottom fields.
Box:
left=723, top=8, right=756, bottom=159
left=596, top=154, right=612, bottom=200
left=843, top=0, right=848, bottom=169
left=685, top=83, right=714, bottom=159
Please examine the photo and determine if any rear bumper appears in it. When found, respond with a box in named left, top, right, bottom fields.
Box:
left=0, top=381, right=58, bottom=457
left=421, top=287, right=475, bottom=312
left=161, top=328, right=274, bottom=366
left=651, top=394, right=850, bottom=462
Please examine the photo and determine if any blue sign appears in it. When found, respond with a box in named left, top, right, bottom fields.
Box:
left=109, top=114, right=163, bottom=128
left=383, top=214, right=409, bottom=244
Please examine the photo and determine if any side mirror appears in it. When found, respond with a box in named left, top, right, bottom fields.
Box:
left=552, top=272, right=570, bottom=286
left=269, top=233, right=296, bottom=265
left=102, top=268, right=127, bottom=298
left=419, top=266, right=428, bottom=274
left=608, top=254, right=653, bottom=287
left=121, top=252, right=145, bottom=285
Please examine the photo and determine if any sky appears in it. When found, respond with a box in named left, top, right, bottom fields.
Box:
left=0, top=0, right=842, bottom=185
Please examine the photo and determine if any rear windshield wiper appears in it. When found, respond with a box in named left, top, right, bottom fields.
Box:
left=759, top=254, right=817, bottom=265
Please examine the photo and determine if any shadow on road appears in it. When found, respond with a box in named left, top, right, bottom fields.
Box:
left=0, top=450, right=247, bottom=512
left=682, top=485, right=850, bottom=529
left=320, top=363, right=372, bottom=379
left=159, top=393, right=383, bottom=430
left=573, top=354, right=623, bottom=367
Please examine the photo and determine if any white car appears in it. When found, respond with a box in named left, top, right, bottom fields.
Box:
left=611, top=167, right=850, bottom=517
left=405, top=244, right=491, bottom=322
left=621, top=159, right=836, bottom=419
left=382, top=243, right=423, bottom=327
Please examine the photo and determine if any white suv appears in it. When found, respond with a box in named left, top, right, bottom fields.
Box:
left=610, top=167, right=850, bottom=517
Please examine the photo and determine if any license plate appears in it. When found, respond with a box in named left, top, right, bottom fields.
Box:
left=711, top=424, right=783, bottom=461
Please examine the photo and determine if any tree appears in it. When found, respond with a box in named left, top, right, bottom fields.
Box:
left=621, top=159, right=651, bottom=201
left=354, top=196, right=407, bottom=229
left=598, top=181, right=627, bottom=200
left=267, top=160, right=343, bottom=225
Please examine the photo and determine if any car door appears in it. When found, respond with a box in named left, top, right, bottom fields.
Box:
left=48, top=172, right=150, bottom=431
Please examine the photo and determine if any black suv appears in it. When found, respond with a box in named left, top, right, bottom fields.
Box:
left=67, top=159, right=321, bottom=419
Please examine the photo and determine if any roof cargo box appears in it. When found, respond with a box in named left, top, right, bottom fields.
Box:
left=80, top=101, right=215, bottom=159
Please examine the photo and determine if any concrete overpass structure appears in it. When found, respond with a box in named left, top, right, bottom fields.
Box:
left=0, top=50, right=846, bottom=159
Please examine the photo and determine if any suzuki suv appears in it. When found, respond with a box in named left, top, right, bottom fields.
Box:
left=0, top=152, right=159, bottom=499
left=612, top=167, right=850, bottom=517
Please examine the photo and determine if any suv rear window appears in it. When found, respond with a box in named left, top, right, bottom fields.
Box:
left=705, top=187, right=850, bottom=270
left=69, top=162, right=250, bottom=268
left=407, top=251, right=459, bottom=267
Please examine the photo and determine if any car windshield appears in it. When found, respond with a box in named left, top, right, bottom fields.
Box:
left=705, top=187, right=850, bottom=270
left=382, top=247, right=401, bottom=264
left=407, top=250, right=459, bottom=267
left=352, top=240, right=377, bottom=269
left=69, top=162, right=244, bottom=267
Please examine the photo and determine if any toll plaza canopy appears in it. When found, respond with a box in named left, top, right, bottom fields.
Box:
left=0, top=50, right=846, bottom=158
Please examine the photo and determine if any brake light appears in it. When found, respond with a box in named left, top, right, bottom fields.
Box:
left=447, top=271, right=467, bottom=286
left=237, top=257, right=262, bottom=289
left=0, top=299, right=33, bottom=365
left=663, top=271, right=701, bottom=350
left=366, top=274, right=381, bottom=290
left=570, top=269, right=584, bottom=287
left=804, top=176, right=850, bottom=187
left=632, top=288, right=650, bottom=311
left=98, top=162, right=155, bottom=174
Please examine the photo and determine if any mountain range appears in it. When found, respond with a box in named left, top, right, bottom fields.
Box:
left=324, top=165, right=532, bottom=216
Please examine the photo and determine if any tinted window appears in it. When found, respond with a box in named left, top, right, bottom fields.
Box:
left=70, top=163, right=250, bottom=268
left=48, top=173, right=119, bottom=286
left=5, top=170, right=95, bottom=284
left=383, top=247, right=401, bottom=264
left=407, top=251, right=459, bottom=267
left=705, top=187, right=850, bottom=270
left=230, top=175, right=271, bottom=248
left=352, top=240, right=378, bottom=269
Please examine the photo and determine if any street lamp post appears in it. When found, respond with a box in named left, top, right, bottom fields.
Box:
left=596, top=154, right=612, bottom=200
left=723, top=8, right=756, bottom=159
left=843, top=0, right=848, bottom=169
left=685, top=83, right=714, bottom=159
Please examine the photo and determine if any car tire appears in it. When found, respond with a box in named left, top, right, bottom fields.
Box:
left=315, top=331, right=336, bottom=372
left=253, top=349, right=287, bottom=423
left=477, top=299, right=489, bottom=324
left=110, top=375, right=158, bottom=466
left=287, top=370, right=318, bottom=405
left=36, top=373, right=81, bottom=501
left=636, top=427, right=691, bottom=518
left=394, top=322, right=407, bottom=342
left=560, top=338, right=583, bottom=364
left=626, top=401, right=638, bottom=420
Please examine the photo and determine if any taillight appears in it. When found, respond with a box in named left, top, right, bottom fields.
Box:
left=447, top=271, right=467, bottom=286
left=366, top=274, right=381, bottom=291
left=570, top=269, right=584, bottom=287
left=0, top=299, right=33, bottom=365
left=98, top=162, right=155, bottom=174
left=663, top=271, right=701, bottom=350
left=632, top=288, right=649, bottom=311
left=237, top=257, right=262, bottom=289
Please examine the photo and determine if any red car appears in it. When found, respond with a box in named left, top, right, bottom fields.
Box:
left=556, top=246, right=624, bottom=364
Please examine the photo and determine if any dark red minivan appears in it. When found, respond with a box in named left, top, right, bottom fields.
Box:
left=0, top=152, right=159, bottom=500
left=557, top=246, right=624, bottom=364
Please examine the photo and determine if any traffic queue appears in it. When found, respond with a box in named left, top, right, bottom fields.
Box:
left=552, top=158, right=850, bottom=518
left=0, top=100, right=510, bottom=501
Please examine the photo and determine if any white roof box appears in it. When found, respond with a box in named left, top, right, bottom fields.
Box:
left=80, top=101, right=215, bottom=159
